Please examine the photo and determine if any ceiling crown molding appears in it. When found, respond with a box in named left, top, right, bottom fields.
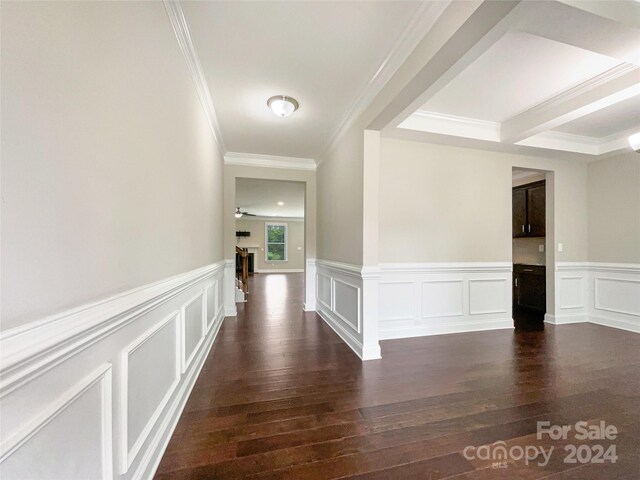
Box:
left=316, top=1, right=450, bottom=164
left=224, top=152, right=316, bottom=171
left=164, top=0, right=226, bottom=154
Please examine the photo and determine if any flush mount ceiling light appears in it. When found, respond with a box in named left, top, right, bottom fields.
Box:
left=267, top=95, right=299, bottom=117
left=277, top=201, right=284, bottom=206
left=629, top=132, right=640, bottom=153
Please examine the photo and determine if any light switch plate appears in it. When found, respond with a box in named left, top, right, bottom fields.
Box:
left=539, top=244, right=544, bottom=252
left=558, top=243, right=563, bottom=252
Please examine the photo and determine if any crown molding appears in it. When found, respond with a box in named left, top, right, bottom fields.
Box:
left=316, top=1, right=450, bottom=164
left=402, top=110, right=500, bottom=142
left=224, top=152, right=316, bottom=171
left=400, top=110, right=634, bottom=157
left=164, top=0, right=226, bottom=154
left=501, top=63, right=640, bottom=144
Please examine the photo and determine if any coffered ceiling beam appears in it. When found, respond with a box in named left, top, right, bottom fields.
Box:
left=368, top=0, right=520, bottom=131
left=500, top=64, right=640, bottom=144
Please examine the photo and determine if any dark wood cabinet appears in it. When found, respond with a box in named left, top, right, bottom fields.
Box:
left=513, top=264, right=546, bottom=312
left=512, top=180, right=545, bottom=238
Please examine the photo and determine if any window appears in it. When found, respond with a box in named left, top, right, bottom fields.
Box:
left=265, top=223, right=287, bottom=261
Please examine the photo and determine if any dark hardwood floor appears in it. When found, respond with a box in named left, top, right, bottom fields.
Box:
left=155, top=273, right=640, bottom=479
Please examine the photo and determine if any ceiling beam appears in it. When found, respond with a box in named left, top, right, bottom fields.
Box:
left=500, top=64, right=640, bottom=144
left=368, top=0, right=520, bottom=131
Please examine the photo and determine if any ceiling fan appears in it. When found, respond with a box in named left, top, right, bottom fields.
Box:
left=235, top=207, right=256, bottom=218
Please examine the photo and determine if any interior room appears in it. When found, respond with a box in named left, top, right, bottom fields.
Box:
left=1, top=1, right=639, bottom=479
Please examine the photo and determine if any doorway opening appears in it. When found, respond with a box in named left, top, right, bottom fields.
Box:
left=234, top=178, right=306, bottom=304
left=512, top=168, right=548, bottom=331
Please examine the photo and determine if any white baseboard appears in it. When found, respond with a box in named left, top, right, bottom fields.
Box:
left=589, top=314, right=640, bottom=334
left=544, top=313, right=587, bottom=325
left=0, top=261, right=226, bottom=480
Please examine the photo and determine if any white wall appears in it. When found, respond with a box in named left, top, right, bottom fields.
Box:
left=0, top=2, right=225, bottom=479
left=588, top=152, right=640, bottom=264
left=236, top=218, right=305, bottom=271
left=1, top=1, right=224, bottom=331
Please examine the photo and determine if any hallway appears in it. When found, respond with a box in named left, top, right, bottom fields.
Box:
left=155, top=274, right=640, bottom=479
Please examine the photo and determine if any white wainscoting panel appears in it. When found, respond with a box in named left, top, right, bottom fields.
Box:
left=378, top=263, right=513, bottom=340
left=315, top=260, right=378, bottom=360
left=120, top=313, right=180, bottom=473
left=551, top=263, right=640, bottom=332
left=0, top=364, right=112, bottom=480
left=0, top=261, right=225, bottom=480
left=588, top=264, right=640, bottom=333
left=469, top=279, right=508, bottom=315
left=317, top=273, right=332, bottom=311
left=333, top=279, right=361, bottom=333
left=421, top=280, right=464, bottom=318
left=181, top=293, right=206, bottom=373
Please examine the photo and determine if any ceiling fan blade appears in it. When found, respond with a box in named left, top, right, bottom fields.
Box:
left=242, top=212, right=257, bottom=216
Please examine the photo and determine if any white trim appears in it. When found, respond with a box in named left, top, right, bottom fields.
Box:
left=317, top=1, right=450, bottom=163
left=315, top=259, right=363, bottom=277
left=180, top=292, right=206, bottom=373
left=0, top=262, right=224, bottom=396
left=224, top=152, right=316, bottom=171
left=0, top=364, right=113, bottom=480
left=552, top=262, right=640, bottom=332
left=119, top=312, right=181, bottom=473
left=381, top=262, right=512, bottom=273
left=332, top=278, right=362, bottom=333
left=378, top=262, right=513, bottom=340
left=163, top=0, right=226, bottom=155
left=132, top=307, right=224, bottom=480
left=316, top=308, right=368, bottom=360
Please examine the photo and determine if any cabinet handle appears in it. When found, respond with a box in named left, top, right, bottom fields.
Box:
left=515, top=278, right=518, bottom=287
left=521, top=225, right=525, bottom=233
left=523, top=269, right=533, bottom=272
left=528, top=224, right=531, bottom=232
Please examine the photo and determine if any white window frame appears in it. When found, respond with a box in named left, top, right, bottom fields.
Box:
left=265, top=222, right=288, bottom=262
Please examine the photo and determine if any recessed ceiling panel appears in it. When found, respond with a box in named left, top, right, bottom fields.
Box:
left=421, top=31, right=621, bottom=122
left=182, top=1, right=421, bottom=158
left=553, top=95, right=640, bottom=138
left=236, top=178, right=305, bottom=218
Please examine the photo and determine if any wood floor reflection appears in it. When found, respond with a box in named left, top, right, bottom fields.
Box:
left=155, top=273, right=640, bottom=479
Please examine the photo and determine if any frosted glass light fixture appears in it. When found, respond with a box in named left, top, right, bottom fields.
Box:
left=267, top=95, right=299, bottom=117
left=629, top=132, right=640, bottom=153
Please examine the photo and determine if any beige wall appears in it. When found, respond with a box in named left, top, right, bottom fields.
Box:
left=1, top=2, right=224, bottom=330
left=588, top=152, right=640, bottom=263
left=379, top=138, right=589, bottom=263
left=316, top=122, right=365, bottom=265
left=236, top=219, right=305, bottom=271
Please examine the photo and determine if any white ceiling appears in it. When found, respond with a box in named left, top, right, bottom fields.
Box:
left=181, top=0, right=422, bottom=159
left=236, top=178, right=305, bottom=218
left=396, top=1, right=640, bottom=158
left=422, top=31, right=621, bottom=123
left=553, top=95, right=640, bottom=138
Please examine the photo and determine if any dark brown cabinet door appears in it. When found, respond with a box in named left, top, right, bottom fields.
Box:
left=512, top=189, right=527, bottom=237
left=527, top=184, right=545, bottom=236
left=514, top=265, right=546, bottom=312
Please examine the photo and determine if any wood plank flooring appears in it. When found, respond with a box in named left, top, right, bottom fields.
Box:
left=155, top=273, right=640, bottom=479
